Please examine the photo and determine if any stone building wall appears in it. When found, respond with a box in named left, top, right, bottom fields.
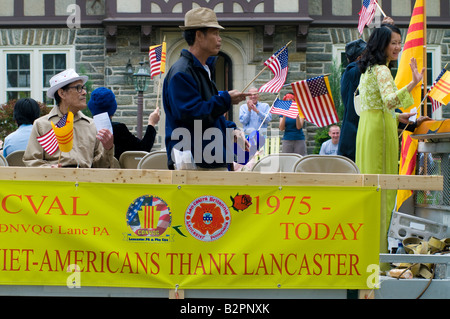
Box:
left=2, top=22, right=449, bottom=153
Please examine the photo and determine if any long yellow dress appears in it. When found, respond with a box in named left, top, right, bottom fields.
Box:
left=355, top=64, right=414, bottom=254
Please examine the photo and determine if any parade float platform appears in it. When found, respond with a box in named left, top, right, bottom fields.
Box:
left=0, top=167, right=447, bottom=299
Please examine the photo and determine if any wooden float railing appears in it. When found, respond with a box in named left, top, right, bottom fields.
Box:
left=0, top=167, right=443, bottom=190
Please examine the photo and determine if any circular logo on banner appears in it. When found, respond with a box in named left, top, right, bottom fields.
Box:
left=185, top=196, right=231, bottom=242
left=126, top=195, right=171, bottom=237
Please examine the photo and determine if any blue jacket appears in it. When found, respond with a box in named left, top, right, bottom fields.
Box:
left=337, top=61, right=361, bottom=162
left=163, top=49, right=237, bottom=169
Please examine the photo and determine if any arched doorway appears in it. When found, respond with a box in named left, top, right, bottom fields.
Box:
left=213, top=51, right=233, bottom=120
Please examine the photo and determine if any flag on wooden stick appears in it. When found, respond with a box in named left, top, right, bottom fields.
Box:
left=395, top=0, right=425, bottom=211
left=291, top=75, right=338, bottom=127
left=149, top=42, right=166, bottom=78
left=258, top=45, right=289, bottom=93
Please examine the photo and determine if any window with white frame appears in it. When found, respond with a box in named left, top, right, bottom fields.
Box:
left=0, top=47, right=75, bottom=105
left=333, top=44, right=442, bottom=119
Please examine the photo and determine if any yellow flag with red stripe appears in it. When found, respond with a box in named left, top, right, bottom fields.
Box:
left=51, top=111, right=74, bottom=153
left=396, top=131, right=418, bottom=209
left=428, top=70, right=450, bottom=105
left=395, top=0, right=425, bottom=211
left=394, top=0, right=424, bottom=114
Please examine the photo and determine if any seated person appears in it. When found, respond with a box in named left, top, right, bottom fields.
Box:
left=3, top=98, right=40, bottom=157
left=88, top=87, right=160, bottom=159
left=319, top=125, right=340, bottom=155
left=23, top=69, right=115, bottom=168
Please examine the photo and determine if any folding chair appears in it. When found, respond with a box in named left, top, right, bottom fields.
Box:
left=6, top=150, right=25, bottom=166
left=293, top=155, right=360, bottom=174
left=251, top=153, right=302, bottom=173
left=118, top=151, right=149, bottom=169
left=137, top=150, right=168, bottom=169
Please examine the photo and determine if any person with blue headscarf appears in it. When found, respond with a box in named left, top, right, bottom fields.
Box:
left=88, top=87, right=160, bottom=159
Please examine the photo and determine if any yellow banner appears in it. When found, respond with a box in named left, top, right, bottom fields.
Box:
left=0, top=181, right=380, bottom=290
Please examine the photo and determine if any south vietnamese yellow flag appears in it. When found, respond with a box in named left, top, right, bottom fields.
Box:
left=395, top=0, right=426, bottom=211
left=51, top=111, right=74, bottom=153
left=428, top=70, right=450, bottom=105
left=394, top=0, right=424, bottom=114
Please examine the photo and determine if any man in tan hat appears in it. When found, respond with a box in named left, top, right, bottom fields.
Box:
left=163, top=7, right=249, bottom=170
left=23, top=69, right=115, bottom=168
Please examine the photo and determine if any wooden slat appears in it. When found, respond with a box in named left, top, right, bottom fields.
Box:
left=0, top=167, right=443, bottom=190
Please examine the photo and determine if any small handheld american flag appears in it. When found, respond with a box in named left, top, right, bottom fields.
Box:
left=36, top=114, right=68, bottom=155
left=258, top=45, right=289, bottom=93
left=358, top=0, right=377, bottom=35
left=270, top=99, right=299, bottom=119
left=149, top=42, right=166, bottom=78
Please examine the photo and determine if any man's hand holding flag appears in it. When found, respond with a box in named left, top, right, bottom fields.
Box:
left=37, top=112, right=73, bottom=156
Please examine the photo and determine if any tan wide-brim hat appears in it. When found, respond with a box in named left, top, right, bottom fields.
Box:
left=46, top=69, right=88, bottom=99
left=179, top=7, right=224, bottom=30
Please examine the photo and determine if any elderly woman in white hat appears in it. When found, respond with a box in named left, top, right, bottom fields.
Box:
left=23, top=69, right=115, bottom=168
left=163, top=7, right=249, bottom=171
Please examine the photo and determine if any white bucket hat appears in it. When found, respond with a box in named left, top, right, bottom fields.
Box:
left=46, top=69, right=88, bottom=99
left=179, top=7, right=224, bottom=30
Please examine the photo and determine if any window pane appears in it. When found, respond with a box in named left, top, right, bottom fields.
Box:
left=55, top=54, right=66, bottom=69
left=427, top=52, right=433, bottom=87
left=43, top=91, right=55, bottom=106
left=7, top=71, right=17, bottom=88
left=43, top=54, right=53, bottom=69
left=7, top=91, right=31, bottom=101
left=6, top=54, right=30, bottom=88
left=43, top=71, right=55, bottom=87
left=42, top=53, right=66, bottom=88
left=19, top=55, right=30, bottom=69
left=7, top=55, right=17, bottom=69
left=19, top=71, right=30, bottom=87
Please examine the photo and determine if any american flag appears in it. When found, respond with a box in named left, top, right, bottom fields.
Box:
left=358, top=0, right=377, bottom=35
left=270, top=99, right=299, bottom=119
left=258, top=45, right=288, bottom=93
left=149, top=42, right=166, bottom=78
left=36, top=114, right=68, bottom=155
left=428, top=68, right=446, bottom=112
left=291, top=76, right=338, bottom=128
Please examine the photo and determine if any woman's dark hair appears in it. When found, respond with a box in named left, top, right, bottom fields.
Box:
left=359, top=23, right=401, bottom=73
left=183, top=28, right=208, bottom=46
left=13, top=98, right=41, bottom=126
